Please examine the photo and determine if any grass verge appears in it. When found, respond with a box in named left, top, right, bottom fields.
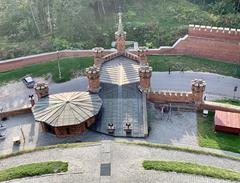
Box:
left=143, top=160, right=240, bottom=181
left=0, top=161, right=68, bottom=182
left=148, top=55, right=240, bottom=78
left=0, top=57, right=93, bottom=85
left=197, top=112, right=240, bottom=154
left=116, top=141, right=240, bottom=161
left=0, top=142, right=100, bottom=161
left=214, top=99, right=240, bottom=106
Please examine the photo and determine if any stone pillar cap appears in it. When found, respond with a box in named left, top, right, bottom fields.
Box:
left=192, top=79, right=206, bottom=87
left=34, top=83, right=48, bottom=90
left=139, top=64, right=152, bottom=73
left=92, top=47, right=104, bottom=53
left=86, top=65, right=100, bottom=74
left=138, top=46, right=148, bottom=52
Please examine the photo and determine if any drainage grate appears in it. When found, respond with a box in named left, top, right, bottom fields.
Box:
left=100, top=163, right=111, bottom=176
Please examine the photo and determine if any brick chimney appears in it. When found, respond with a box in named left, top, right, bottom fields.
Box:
left=93, top=47, right=104, bottom=66
left=86, top=65, right=101, bottom=93
left=137, top=47, right=148, bottom=64
left=191, top=79, right=206, bottom=104
left=35, top=83, right=49, bottom=100
left=138, top=64, right=152, bottom=93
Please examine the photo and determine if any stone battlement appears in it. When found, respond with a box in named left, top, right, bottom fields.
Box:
left=149, top=91, right=194, bottom=103
left=188, top=24, right=240, bottom=41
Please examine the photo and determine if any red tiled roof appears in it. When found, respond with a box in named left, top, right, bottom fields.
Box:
left=215, top=110, right=240, bottom=129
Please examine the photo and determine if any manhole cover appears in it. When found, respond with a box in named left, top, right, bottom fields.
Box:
left=100, top=163, right=111, bottom=176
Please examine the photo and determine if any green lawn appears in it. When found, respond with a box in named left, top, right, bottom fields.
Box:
left=214, top=99, right=240, bottom=106
left=197, top=112, right=240, bottom=154
left=0, top=161, right=68, bottom=182
left=148, top=55, right=240, bottom=78
left=143, top=160, right=240, bottom=181
left=0, top=57, right=93, bottom=85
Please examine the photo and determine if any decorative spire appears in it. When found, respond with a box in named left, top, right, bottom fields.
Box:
left=117, top=12, right=124, bottom=34
left=115, top=10, right=126, bottom=38
left=115, top=8, right=126, bottom=53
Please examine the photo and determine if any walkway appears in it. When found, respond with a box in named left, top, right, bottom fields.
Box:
left=0, top=142, right=239, bottom=183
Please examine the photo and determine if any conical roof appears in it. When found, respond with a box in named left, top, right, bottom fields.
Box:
left=32, top=92, right=102, bottom=127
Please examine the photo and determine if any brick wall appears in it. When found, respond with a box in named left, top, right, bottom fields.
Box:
left=188, top=25, right=240, bottom=41
left=147, top=25, right=240, bottom=64
left=0, top=50, right=114, bottom=72
left=148, top=91, right=194, bottom=103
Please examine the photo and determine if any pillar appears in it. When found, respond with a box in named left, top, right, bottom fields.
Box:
left=86, top=65, right=101, bottom=93
left=138, top=47, right=148, bottom=64
left=191, top=79, right=206, bottom=104
left=35, top=83, right=49, bottom=100
left=92, top=47, right=104, bottom=66
left=138, top=64, right=152, bottom=93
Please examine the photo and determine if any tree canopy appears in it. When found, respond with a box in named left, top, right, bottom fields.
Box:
left=0, top=0, right=239, bottom=60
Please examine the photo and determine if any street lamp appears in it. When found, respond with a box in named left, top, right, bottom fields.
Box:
left=234, top=86, right=238, bottom=99
left=57, top=50, right=62, bottom=80
left=0, top=107, right=3, bottom=127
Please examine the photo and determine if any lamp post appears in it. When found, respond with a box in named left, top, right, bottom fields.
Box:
left=234, top=86, right=238, bottom=99
left=0, top=107, right=3, bottom=127
left=57, top=50, right=62, bottom=80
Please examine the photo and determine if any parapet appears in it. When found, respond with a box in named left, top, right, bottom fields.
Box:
left=149, top=90, right=194, bottom=103
left=188, top=24, right=240, bottom=41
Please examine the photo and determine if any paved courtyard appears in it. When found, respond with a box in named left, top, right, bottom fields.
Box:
left=0, top=102, right=197, bottom=154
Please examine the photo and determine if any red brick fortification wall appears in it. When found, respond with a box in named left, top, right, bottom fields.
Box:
left=0, top=50, right=114, bottom=72
left=147, top=25, right=240, bottom=64
left=148, top=91, right=194, bottom=103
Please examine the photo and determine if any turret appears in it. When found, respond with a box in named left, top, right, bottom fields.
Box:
left=35, top=83, right=49, bottom=100
left=138, top=64, right=152, bottom=93
left=191, top=79, right=206, bottom=104
left=137, top=47, right=148, bottom=64
left=92, top=47, right=104, bottom=66
left=86, top=65, right=101, bottom=93
left=115, top=12, right=126, bottom=53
